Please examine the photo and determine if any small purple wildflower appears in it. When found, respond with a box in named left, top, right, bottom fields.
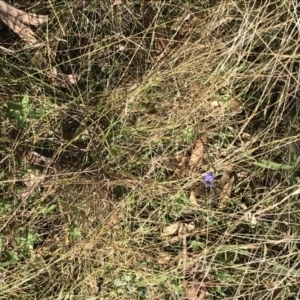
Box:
left=203, top=171, right=215, bottom=187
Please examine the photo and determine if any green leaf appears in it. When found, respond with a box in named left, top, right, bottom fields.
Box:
left=253, top=159, right=293, bottom=170
left=4, top=101, right=23, bottom=111
left=21, top=94, right=30, bottom=108
left=293, top=155, right=300, bottom=168
left=0, top=250, right=19, bottom=267
left=124, top=275, right=132, bottom=282
left=31, top=108, right=46, bottom=120
left=183, top=127, right=196, bottom=142
left=191, top=240, right=205, bottom=252
left=69, top=224, right=81, bottom=240
left=43, top=204, right=57, bottom=215
left=114, top=278, right=126, bottom=287
left=17, top=230, right=41, bottom=253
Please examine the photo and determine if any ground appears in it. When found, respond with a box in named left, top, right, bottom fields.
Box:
left=1, top=0, right=300, bottom=299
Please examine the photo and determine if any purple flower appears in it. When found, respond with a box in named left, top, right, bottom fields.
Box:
left=203, top=172, right=215, bottom=187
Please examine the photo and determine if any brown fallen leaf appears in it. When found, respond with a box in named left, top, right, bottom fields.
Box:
left=0, top=1, right=78, bottom=87
left=153, top=32, right=169, bottom=54
left=219, top=172, right=231, bottom=187
left=189, top=190, right=198, bottom=206
left=241, top=132, right=251, bottom=140
left=219, top=174, right=236, bottom=209
left=209, top=98, right=243, bottom=113
left=105, top=206, right=124, bottom=228
left=156, top=253, right=172, bottom=266
left=0, top=0, right=48, bottom=44
left=174, top=151, right=189, bottom=178
left=21, top=170, right=45, bottom=199
left=184, top=281, right=207, bottom=300
left=189, top=138, right=207, bottom=170
left=209, top=100, right=222, bottom=109
left=160, top=222, right=180, bottom=237
left=178, top=222, right=195, bottom=234
left=113, top=0, right=122, bottom=5
left=229, top=98, right=243, bottom=112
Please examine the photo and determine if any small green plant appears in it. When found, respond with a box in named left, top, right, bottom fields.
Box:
left=0, top=198, right=14, bottom=215
left=43, top=203, right=57, bottom=215
left=1, top=0, right=300, bottom=299
left=183, top=127, right=196, bottom=142
left=17, top=228, right=41, bottom=254
left=113, top=273, right=148, bottom=298
left=4, top=94, right=46, bottom=128
left=69, top=223, right=82, bottom=241
left=0, top=250, right=19, bottom=267
left=190, top=238, right=205, bottom=252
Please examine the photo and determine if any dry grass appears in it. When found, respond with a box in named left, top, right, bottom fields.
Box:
left=1, top=0, right=300, bottom=299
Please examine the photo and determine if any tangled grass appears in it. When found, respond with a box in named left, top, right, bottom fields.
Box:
left=1, top=0, right=300, bottom=299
